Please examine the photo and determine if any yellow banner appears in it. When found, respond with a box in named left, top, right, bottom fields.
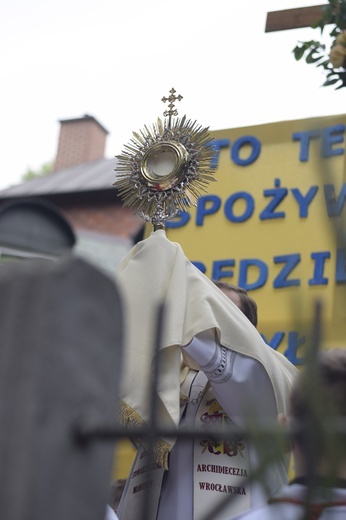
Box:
left=164, top=114, right=346, bottom=365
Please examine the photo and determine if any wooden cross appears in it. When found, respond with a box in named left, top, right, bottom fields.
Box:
left=265, top=4, right=328, bottom=32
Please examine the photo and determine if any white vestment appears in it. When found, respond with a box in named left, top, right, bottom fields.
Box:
left=118, top=330, right=291, bottom=520
left=105, top=505, right=119, bottom=520
left=232, top=483, right=346, bottom=520
left=115, top=230, right=297, bottom=520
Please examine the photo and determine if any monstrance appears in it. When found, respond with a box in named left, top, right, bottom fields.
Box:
left=113, top=88, right=216, bottom=230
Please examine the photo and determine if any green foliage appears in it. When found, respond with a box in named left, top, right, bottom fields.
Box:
left=292, top=0, right=346, bottom=89
left=22, top=161, right=53, bottom=182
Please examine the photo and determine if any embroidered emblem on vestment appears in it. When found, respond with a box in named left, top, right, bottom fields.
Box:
left=199, top=399, right=245, bottom=457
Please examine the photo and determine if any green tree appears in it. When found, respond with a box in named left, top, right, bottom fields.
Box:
left=22, top=160, right=53, bottom=182
left=293, top=0, right=346, bottom=89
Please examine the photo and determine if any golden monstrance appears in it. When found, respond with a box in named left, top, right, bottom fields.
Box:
left=113, top=88, right=216, bottom=229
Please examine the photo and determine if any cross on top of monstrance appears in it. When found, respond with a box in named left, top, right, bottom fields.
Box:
left=161, top=88, right=183, bottom=126
left=114, top=89, right=216, bottom=229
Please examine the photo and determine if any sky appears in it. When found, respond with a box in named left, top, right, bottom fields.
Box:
left=1, top=0, right=344, bottom=190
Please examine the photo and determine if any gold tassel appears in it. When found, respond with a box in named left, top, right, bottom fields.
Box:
left=117, top=400, right=172, bottom=470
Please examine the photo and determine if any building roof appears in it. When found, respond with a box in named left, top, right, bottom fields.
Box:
left=0, top=158, right=119, bottom=199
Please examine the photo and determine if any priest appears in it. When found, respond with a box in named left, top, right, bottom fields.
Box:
left=115, top=230, right=297, bottom=520
left=112, top=89, right=298, bottom=520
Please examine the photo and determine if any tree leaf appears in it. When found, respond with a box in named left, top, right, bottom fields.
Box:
left=307, top=53, right=324, bottom=64
left=322, top=77, right=340, bottom=86
left=293, top=46, right=306, bottom=60
left=317, top=59, right=332, bottom=68
left=306, top=48, right=323, bottom=63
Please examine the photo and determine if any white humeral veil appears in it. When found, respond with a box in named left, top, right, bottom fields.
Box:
left=115, top=230, right=297, bottom=469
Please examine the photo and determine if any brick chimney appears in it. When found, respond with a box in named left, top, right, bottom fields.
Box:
left=53, top=114, right=109, bottom=172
